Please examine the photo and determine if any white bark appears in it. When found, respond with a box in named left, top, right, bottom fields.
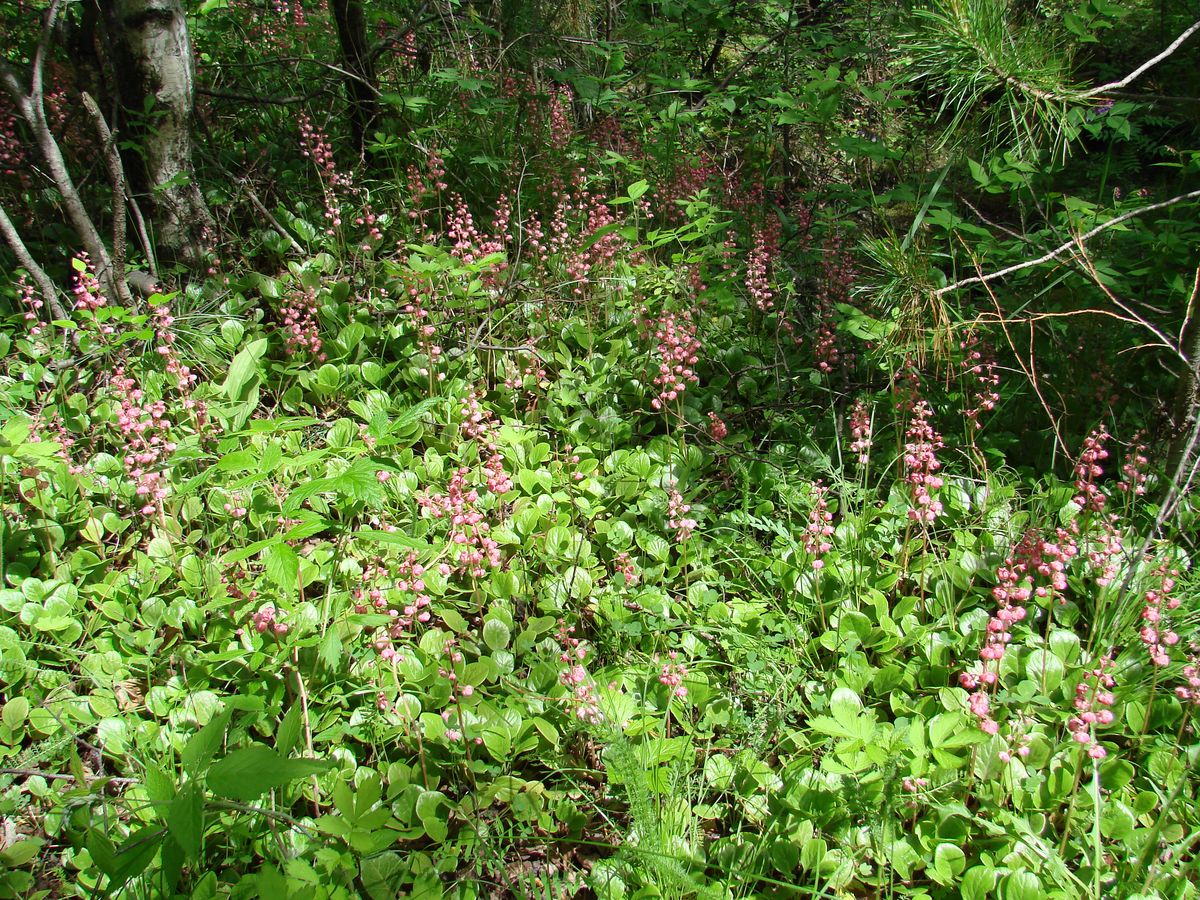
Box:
left=106, top=0, right=214, bottom=268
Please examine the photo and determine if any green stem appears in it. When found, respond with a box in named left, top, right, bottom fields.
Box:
left=1058, top=745, right=1088, bottom=856
left=1091, top=760, right=1104, bottom=899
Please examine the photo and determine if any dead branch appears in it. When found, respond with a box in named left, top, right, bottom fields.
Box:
left=1089, top=18, right=1200, bottom=96
left=0, top=0, right=132, bottom=306
left=935, top=188, right=1200, bottom=297
left=0, top=201, right=70, bottom=323
left=79, top=92, right=127, bottom=295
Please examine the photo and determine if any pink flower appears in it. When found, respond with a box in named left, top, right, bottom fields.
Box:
left=848, top=398, right=872, bottom=465
left=1066, top=656, right=1116, bottom=757
left=648, top=312, right=701, bottom=411
left=803, top=481, right=835, bottom=569
left=903, top=400, right=944, bottom=523
left=1073, top=427, right=1110, bottom=512
left=667, top=486, right=698, bottom=542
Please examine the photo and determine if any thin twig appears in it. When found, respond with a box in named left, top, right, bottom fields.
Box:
left=958, top=196, right=1034, bottom=245
left=196, top=86, right=313, bottom=105
left=0, top=767, right=137, bottom=785
left=1069, top=235, right=1186, bottom=363
left=1179, top=265, right=1200, bottom=350
left=290, top=649, right=320, bottom=817
left=239, top=180, right=304, bottom=254
left=0, top=5, right=131, bottom=307
left=973, top=250, right=1070, bottom=457
left=206, top=799, right=319, bottom=835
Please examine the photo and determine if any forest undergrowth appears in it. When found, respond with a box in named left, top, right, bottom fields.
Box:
left=2, top=1, right=1200, bottom=897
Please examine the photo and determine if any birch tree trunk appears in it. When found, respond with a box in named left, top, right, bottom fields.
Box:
left=103, top=0, right=214, bottom=269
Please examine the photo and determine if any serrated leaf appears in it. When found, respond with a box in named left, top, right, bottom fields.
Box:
left=333, top=460, right=385, bottom=504
left=318, top=628, right=343, bottom=671
left=263, top=542, right=300, bottom=593
left=361, top=852, right=406, bottom=900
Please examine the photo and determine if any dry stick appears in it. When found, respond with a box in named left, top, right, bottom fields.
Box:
left=934, top=189, right=1200, bottom=298
left=112, top=124, right=159, bottom=280
left=959, top=196, right=1037, bottom=245
left=967, top=245, right=1071, bottom=457
left=1179, top=265, right=1200, bottom=350
left=992, top=17, right=1200, bottom=106
left=1069, top=236, right=1187, bottom=363
left=1089, top=18, right=1200, bottom=96
left=196, top=86, right=313, bottom=105
left=687, top=7, right=823, bottom=110
left=0, top=768, right=137, bottom=784
left=207, top=799, right=319, bottom=835
left=80, top=92, right=127, bottom=297
left=239, top=180, right=305, bottom=254
left=121, top=182, right=159, bottom=281
left=0, top=201, right=69, bottom=322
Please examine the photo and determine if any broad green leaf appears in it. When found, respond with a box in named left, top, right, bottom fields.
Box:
left=207, top=745, right=331, bottom=801
left=1026, top=648, right=1064, bottom=692
left=483, top=619, right=510, bottom=651
left=222, top=338, right=268, bottom=401
left=0, top=838, right=43, bottom=867
left=264, top=542, right=300, bottom=593
left=166, top=782, right=205, bottom=860
left=703, top=753, right=735, bottom=790
left=182, top=705, right=232, bottom=774
left=961, top=865, right=995, bottom=900
left=276, top=703, right=303, bottom=757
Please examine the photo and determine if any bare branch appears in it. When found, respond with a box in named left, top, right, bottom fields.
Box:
left=1179, top=265, right=1200, bottom=350
left=239, top=180, right=304, bottom=254
left=1, top=35, right=131, bottom=306
left=0, top=201, right=69, bottom=322
left=29, top=0, right=63, bottom=111
left=976, top=263, right=1071, bottom=458
left=1090, top=18, right=1200, bottom=96
left=935, top=189, right=1200, bottom=297
left=1069, top=233, right=1186, bottom=363
left=80, top=92, right=127, bottom=293
left=0, top=767, right=137, bottom=785
left=196, top=86, right=313, bottom=105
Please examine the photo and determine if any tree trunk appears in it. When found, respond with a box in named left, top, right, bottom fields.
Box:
left=102, top=0, right=214, bottom=270
left=331, top=0, right=378, bottom=163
